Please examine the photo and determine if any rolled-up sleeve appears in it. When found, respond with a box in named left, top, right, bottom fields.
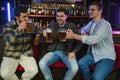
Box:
left=80, top=21, right=92, bottom=34
left=81, top=21, right=111, bottom=45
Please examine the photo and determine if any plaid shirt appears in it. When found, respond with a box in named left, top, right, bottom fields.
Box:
left=44, top=22, right=81, bottom=54
left=3, top=20, right=41, bottom=59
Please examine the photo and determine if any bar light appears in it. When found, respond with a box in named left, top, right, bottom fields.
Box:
left=7, top=2, right=11, bottom=22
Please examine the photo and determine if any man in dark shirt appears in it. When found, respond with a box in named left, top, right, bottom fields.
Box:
left=39, top=8, right=81, bottom=80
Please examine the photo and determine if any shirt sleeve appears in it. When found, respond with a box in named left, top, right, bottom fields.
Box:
left=80, top=21, right=92, bottom=35
left=3, top=24, right=23, bottom=44
left=82, top=21, right=112, bottom=45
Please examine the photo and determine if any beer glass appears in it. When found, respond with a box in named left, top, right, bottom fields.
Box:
left=46, top=28, right=53, bottom=43
left=59, top=28, right=67, bottom=42
left=26, top=19, right=34, bottom=33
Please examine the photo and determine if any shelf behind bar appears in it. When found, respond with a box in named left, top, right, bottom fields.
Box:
left=29, top=14, right=89, bottom=18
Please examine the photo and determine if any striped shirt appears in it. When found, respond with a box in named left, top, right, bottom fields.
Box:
left=3, top=20, right=41, bottom=59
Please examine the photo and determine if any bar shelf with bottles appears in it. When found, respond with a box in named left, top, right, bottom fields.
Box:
left=27, top=3, right=90, bottom=30
left=29, top=14, right=89, bottom=18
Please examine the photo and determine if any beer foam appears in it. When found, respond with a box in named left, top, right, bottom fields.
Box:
left=59, top=29, right=66, bottom=32
left=27, top=19, right=32, bottom=23
left=59, top=30, right=66, bottom=32
left=46, top=28, right=52, bottom=32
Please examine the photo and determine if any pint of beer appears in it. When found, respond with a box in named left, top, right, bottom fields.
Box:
left=26, top=19, right=34, bottom=33
left=46, top=28, right=53, bottom=43
left=59, top=29, right=66, bottom=42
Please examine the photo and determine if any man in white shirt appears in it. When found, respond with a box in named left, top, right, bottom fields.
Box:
left=66, top=2, right=116, bottom=80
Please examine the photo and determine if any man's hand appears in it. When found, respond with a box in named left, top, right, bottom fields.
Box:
left=43, top=30, right=47, bottom=37
left=18, top=21, right=27, bottom=31
left=66, top=29, right=75, bottom=39
left=68, top=52, right=76, bottom=59
left=83, top=32, right=88, bottom=36
left=33, top=36, right=40, bottom=45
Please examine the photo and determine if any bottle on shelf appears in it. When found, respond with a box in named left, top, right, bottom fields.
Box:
left=28, top=2, right=90, bottom=31
left=28, top=3, right=88, bottom=16
left=39, top=20, right=43, bottom=30
left=27, top=5, right=31, bottom=14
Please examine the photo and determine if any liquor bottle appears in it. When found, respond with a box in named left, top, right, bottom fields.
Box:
left=35, top=5, right=39, bottom=15
left=27, top=5, right=31, bottom=14
left=46, top=20, right=49, bottom=28
left=38, top=4, right=42, bottom=15
left=39, top=20, right=43, bottom=30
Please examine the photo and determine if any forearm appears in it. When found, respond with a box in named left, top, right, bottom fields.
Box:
left=4, top=27, right=23, bottom=36
left=73, top=33, right=82, bottom=41
left=14, top=28, right=24, bottom=36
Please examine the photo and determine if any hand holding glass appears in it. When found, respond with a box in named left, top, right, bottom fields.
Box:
left=46, top=28, right=53, bottom=43
left=59, top=29, right=67, bottom=42
left=26, top=19, right=34, bottom=33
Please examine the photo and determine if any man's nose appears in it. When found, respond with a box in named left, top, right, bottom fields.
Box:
left=26, top=17, right=29, bottom=20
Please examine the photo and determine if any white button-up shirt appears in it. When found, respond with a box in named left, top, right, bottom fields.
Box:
left=81, top=18, right=116, bottom=62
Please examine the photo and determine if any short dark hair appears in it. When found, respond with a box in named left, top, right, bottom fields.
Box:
left=56, top=8, right=68, bottom=15
left=14, top=6, right=28, bottom=17
left=90, top=2, right=103, bottom=10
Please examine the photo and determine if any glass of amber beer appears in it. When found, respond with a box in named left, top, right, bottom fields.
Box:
left=59, top=28, right=67, bottom=42
left=26, top=19, right=34, bottom=33
left=46, top=28, right=53, bottom=43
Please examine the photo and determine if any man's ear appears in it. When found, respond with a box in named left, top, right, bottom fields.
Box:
left=15, top=16, right=19, bottom=20
left=65, top=15, right=68, bottom=19
left=99, top=10, right=103, bottom=15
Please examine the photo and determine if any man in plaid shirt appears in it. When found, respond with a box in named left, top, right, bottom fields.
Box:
left=0, top=6, right=41, bottom=80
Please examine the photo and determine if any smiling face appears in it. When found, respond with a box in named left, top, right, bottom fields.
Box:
left=56, top=11, right=67, bottom=26
left=88, top=5, right=102, bottom=19
left=16, top=12, right=29, bottom=23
